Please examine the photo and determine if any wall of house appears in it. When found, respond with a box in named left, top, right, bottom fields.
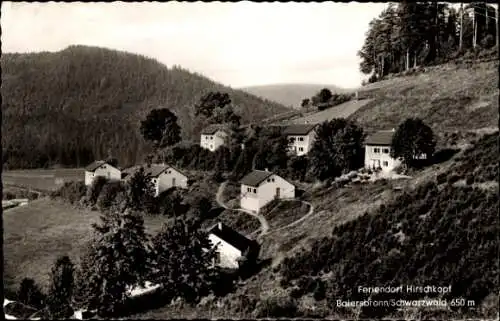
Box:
left=85, top=164, right=121, bottom=186
left=364, top=145, right=401, bottom=172
left=200, top=130, right=228, bottom=152
left=240, top=184, right=260, bottom=213
left=156, top=169, right=188, bottom=196
left=287, top=130, right=316, bottom=156
left=208, top=234, right=243, bottom=269
left=240, top=175, right=295, bottom=213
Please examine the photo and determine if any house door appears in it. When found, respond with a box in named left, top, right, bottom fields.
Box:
left=172, top=177, right=176, bottom=187
left=275, top=187, right=280, bottom=199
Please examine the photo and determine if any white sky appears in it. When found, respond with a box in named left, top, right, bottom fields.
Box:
left=1, top=2, right=387, bottom=88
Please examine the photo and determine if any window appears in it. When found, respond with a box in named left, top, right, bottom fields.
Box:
left=298, top=137, right=304, bottom=141
left=210, top=136, right=213, bottom=140
left=253, top=188, right=257, bottom=193
left=374, top=148, right=380, bottom=153
left=247, top=187, right=252, bottom=192
left=383, top=161, right=389, bottom=167
left=299, top=147, right=304, bottom=152
left=383, top=148, right=389, bottom=154
left=210, top=145, right=213, bottom=149
left=271, top=178, right=275, bottom=182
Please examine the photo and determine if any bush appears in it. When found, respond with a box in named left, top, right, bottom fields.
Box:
left=86, top=176, right=108, bottom=205
left=96, top=181, right=126, bottom=210
left=254, top=296, right=299, bottom=318
left=447, top=174, right=460, bottom=185
left=465, top=175, right=475, bottom=185
left=54, top=180, right=87, bottom=204
left=17, top=278, right=46, bottom=309
left=436, top=173, right=447, bottom=185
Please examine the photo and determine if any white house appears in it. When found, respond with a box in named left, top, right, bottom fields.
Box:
left=364, top=129, right=430, bottom=173
left=240, top=169, right=295, bottom=213
left=283, top=124, right=318, bottom=156
left=84, top=160, right=121, bottom=186
left=364, top=129, right=401, bottom=172
left=122, top=163, right=188, bottom=197
left=200, top=125, right=229, bottom=152
left=208, top=222, right=260, bottom=269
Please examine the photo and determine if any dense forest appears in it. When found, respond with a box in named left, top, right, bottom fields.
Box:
left=358, top=2, right=498, bottom=81
left=278, top=132, right=499, bottom=318
left=1, top=45, right=288, bottom=169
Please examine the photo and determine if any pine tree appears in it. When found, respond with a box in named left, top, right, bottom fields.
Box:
left=127, top=166, right=155, bottom=212
left=47, top=256, right=75, bottom=319
left=73, top=209, right=151, bottom=316
left=149, top=218, right=221, bottom=304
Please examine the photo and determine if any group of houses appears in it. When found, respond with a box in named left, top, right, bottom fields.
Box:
left=84, top=161, right=189, bottom=196
left=199, top=123, right=404, bottom=172
left=80, top=124, right=405, bottom=277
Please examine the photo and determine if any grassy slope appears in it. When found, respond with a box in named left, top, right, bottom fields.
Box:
left=1, top=45, right=288, bottom=168
left=128, top=140, right=498, bottom=319
left=241, top=84, right=353, bottom=109
left=2, top=198, right=173, bottom=295
left=349, top=61, right=499, bottom=134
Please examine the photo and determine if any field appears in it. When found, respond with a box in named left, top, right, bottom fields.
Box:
left=284, top=98, right=374, bottom=125
left=3, top=198, right=172, bottom=296
left=2, top=168, right=84, bottom=191
left=348, top=60, right=499, bottom=133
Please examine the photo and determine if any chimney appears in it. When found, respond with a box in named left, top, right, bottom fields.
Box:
left=264, top=168, right=269, bottom=172
left=218, top=222, right=222, bottom=230
left=392, top=128, right=395, bottom=132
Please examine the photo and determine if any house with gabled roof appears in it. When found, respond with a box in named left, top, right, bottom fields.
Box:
left=364, top=129, right=401, bottom=172
left=200, top=124, right=230, bottom=152
left=122, top=163, right=188, bottom=197
left=240, top=169, right=295, bottom=213
left=283, top=124, right=318, bottom=156
left=84, top=160, right=121, bottom=186
left=208, top=222, right=260, bottom=269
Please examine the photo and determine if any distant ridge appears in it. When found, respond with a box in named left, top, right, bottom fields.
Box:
left=240, top=83, right=355, bottom=109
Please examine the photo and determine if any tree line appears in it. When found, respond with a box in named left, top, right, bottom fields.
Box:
left=1, top=45, right=288, bottom=170
left=358, top=2, right=498, bottom=82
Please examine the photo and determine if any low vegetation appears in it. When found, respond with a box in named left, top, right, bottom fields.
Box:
left=262, top=200, right=310, bottom=230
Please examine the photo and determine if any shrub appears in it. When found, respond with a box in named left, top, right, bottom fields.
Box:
left=436, top=173, right=447, bottom=185
left=96, top=181, right=126, bottom=210
left=254, top=296, right=299, bottom=318
left=86, top=176, right=108, bottom=205
left=55, top=180, right=87, bottom=204
left=465, top=175, right=475, bottom=185
left=17, top=278, right=46, bottom=309
left=3, top=191, right=16, bottom=200
left=447, top=174, right=460, bottom=185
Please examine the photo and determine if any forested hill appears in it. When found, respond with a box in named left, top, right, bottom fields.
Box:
left=1, top=45, right=288, bottom=169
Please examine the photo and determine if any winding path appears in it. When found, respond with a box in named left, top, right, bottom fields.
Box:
left=215, top=181, right=270, bottom=239
left=216, top=181, right=316, bottom=240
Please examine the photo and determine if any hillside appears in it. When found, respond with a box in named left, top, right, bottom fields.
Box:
left=348, top=60, right=499, bottom=134
left=241, top=83, right=353, bottom=109
left=129, top=131, right=498, bottom=319
left=1, top=45, right=289, bottom=169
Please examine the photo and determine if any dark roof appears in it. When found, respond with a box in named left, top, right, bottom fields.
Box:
left=201, top=124, right=229, bottom=135
left=240, top=170, right=273, bottom=187
left=85, top=160, right=107, bottom=172
left=365, top=130, right=395, bottom=146
left=282, top=124, right=317, bottom=136
left=122, top=164, right=187, bottom=178
left=208, top=222, right=256, bottom=253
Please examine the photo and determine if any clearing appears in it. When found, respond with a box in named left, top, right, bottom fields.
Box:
left=3, top=198, right=171, bottom=296
left=2, top=168, right=84, bottom=191
left=349, top=60, right=499, bottom=133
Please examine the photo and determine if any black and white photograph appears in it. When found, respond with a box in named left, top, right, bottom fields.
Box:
left=1, top=1, right=498, bottom=320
